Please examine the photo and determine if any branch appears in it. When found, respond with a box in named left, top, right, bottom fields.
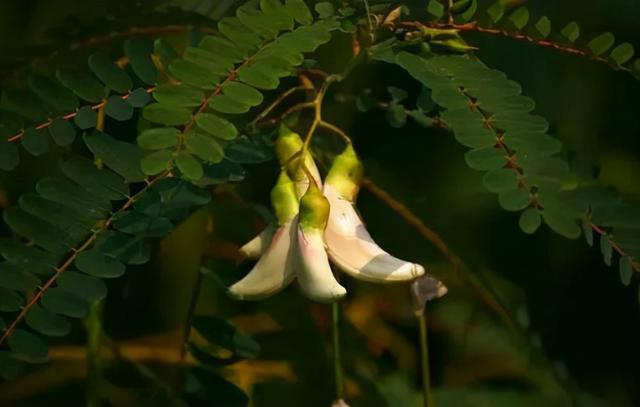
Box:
left=421, top=21, right=634, bottom=76
left=0, top=171, right=170, bottom=346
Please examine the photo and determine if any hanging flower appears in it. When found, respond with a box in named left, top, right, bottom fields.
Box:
left=232, top=126, right=428, bottom=303
left=324, top=144, right=426, bottom=282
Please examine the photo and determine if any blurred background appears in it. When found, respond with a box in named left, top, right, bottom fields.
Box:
left=0, top=0, right=639, bottom=406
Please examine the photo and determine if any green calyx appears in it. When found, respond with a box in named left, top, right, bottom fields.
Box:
left=275, top=124, right=314, bottom=183
left=298, top=182, right=330, bottom=232
left=325, top=143, right=364, bottom=201
left=271, top=170, right=299, bottom=225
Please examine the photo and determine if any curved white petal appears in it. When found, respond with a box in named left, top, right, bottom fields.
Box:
left=324, top=184, right=425, bottom=283
left=292, top=221, right=346, bottom=303
left=229, top=221, right=296, bottom=300
left=239, top=222, right=277, bottom=259
left=292, top=157, right=322, bottom=198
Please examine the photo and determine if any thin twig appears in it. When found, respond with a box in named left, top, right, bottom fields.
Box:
left=416, top=309, right=433, bottom=407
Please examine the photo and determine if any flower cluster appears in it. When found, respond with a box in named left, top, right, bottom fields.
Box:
left=229, top=125, right=427, bottom=303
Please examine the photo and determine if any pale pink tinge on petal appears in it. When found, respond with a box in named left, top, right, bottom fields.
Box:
left=292, top=220, right=346, bottom=303
left=324, top=184, right=425, bottom=283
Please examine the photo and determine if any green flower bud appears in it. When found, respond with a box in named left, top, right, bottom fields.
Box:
left=275, top=124, right=319, bottom=188
left=271, top=171, right=299, bottom=225
left=325, top=144, right=364, bottom=201
left=299, top=182, right=330, bottom=232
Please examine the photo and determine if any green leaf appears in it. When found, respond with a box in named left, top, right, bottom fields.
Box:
left=58, top=271, right=107, bottom=302
left=315, top=2, right=335, bottom=19
left=3, top=208, right=71, bottom=254
left=26, top=304, right=70, bottom=337
left=0, top=239, right=57, bottom=274
left=138, top=128, right=180, bottom=150
left=218, top=17, right=262, bottom=54
left=75, top=249, right=125, bottom=278
left=581, top=221, right=594, bottom=247
left=176, top=152, right=204, bottom=180
left=56, top=69, right=105, bottom=103
left=188, top=368, right=249, bottom=407
left=124, top=39, right=157, bottom=85
left=169, top=59, right=220, bottom=90
left=0, top=138, right=19, bottom=171
left=153, top=84, right=204, bottom=108
left=48, top=117, right=76, bottom=146
left=498, top=189, right=530, bottom=212
left=42, top=288, right=89, bottom=318
left=105, top=96, right=134, bottom=121
left=8, top=329, right=49, bottom=363
left=94, top=232, right=150, bottom=265
left=482, top=168, right=518, bottom=193
left=143, top=103, right=191, bottom=126
left=138, top=127, right=181, bottom=150
left=610, top=42, right=635, bottom=66
left=560, top=21, right=580, bottom=43
left=486, top=1, right=504, bottom=23
left=29, top=75, right=79, bottom=112
left=426, top=0, right=444, bottom=19
left=209, top=94, right=252, bottom=114
left=113, top=211, right=173, bottom=238
left=587, top=32, right=615, bottom=57
left=464, top=147, right=506, bottom=171
left=0, top=264, right=40, bottom=291
left=535, top=16, right=552, bottom=38
left=19, top=193, right=92, bottom=240
left=519, top=208, right=541, bottom=234
left=141, top=150, right=173, bottom=175
left=84, top=131, right=146, bottom=183
left=508, top=7, right=529, bottom=30
left=36, top=177, right=109, bottom=218
left=261, top=0, right=295, bottom=31
left=285, top=0, right=312, bottom=24
left=600, top=236, right=613, bottom=266
left=225, top=136, right=272, bottom=164
left=196, top=113, right=238, bottom=140
left=0, top=287, right=23, bottom=312
left=619, top=256, right=633, bottom=286
left=127, top=88, right=151, bottom=108
left=223, top=82, right=264, bottom=107
left=73, top=106, right=97, bottom=130
left=21, top=127, right=49, bottom=156
left=591, top=204, right=640, bottom=228
left=88, top=52, right=133, bottom=93
left=187, top=132, right=224, bottom=164
left=193, top=316, right=260, bottom=359
left=60, top=155, right=129, bottom=201
left=460, top=0, right=477, bottom=22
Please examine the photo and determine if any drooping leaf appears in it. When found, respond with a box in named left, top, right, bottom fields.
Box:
left=7, top=329, right=49, bottom=363
left=0, top=138, right=19, bottom=171
left=75, top=249, right=125, bottom=279
left=84, top=131, right=146, bottom=183
left=21, top=127, right=49, bottom=156
left=48, top=117, right=76, bottom=146
left=619, top=256, right=633, bottom=286
left=73, top=106, right=98, bottom=130
left=42, top=288, right=89, bottom=318
left=88, top=52, right=133, bottom=93
left=58, top=271, right=107, bottom=302
left=124, top=39, right=157, bottom=85
left=519, top=208, right=541, bottom=234
left=105, top=96, right=134, bottom=121
left=25, top=304, right=70, bottom=337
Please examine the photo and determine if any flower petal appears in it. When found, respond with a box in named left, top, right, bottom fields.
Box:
left=324, top=184, right=425, bottom=282
left=239, top=222, right=277, bottom=259
left=292, top=221, right=346, bottom=303
left=229, top=221, right=296, bottom=300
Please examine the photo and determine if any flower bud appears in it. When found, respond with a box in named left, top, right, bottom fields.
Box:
left=298, top=182, right=330, bottom=232
left=270, top=170, right=298, bottom=225
left=325, top=144, right=364, bottom=202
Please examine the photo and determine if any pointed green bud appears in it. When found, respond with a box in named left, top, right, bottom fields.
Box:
left=275, top=124, right=317, bottom=184
left=271, top=171, right=299, bottom=225
left=325, top=144, right=364, bottom=201
left=299, top=182, right=330, bottom=232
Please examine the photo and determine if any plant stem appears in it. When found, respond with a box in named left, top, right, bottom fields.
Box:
left=416, top=308, right=434, bottom=407
left=180, top=269, right=204, bottom=360
left=85, top=301, right=104, bottom=407
left=332, top=301, right=344, bottom=401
